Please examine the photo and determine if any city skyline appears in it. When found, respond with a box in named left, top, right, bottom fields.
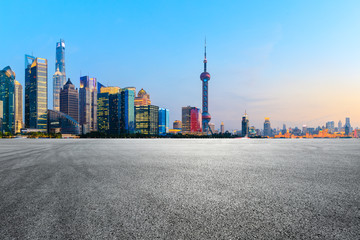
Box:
left=1, top=1, right=360, bottom=129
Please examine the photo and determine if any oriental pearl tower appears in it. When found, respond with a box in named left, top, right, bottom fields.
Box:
left=200, top=39, right=211, bottom=134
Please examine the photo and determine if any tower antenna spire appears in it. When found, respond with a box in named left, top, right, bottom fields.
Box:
left=204, top=37, right=207, bottom=59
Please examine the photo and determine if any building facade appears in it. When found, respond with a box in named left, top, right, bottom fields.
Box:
left=25, top=55, right=48, bottom=130
left=135, top=105, right=159, bottom=135
left=181, top=106, right=192, bottom=133
left=159, top=108, right=169, bottom=135
left=79, top=76, right=97, bottom=133
left=14, top=80, right=23, bottom=133
left=0, top=66, right=15, bottom=133
left=97, top=87, right=121, bottom=133
left=48, top=109, right=80, bottom=135
left=190, top=107, right=202, bottom=133
left=60, top=79, right=79, bottom=123
left=220, top=122, right=224, bottom=134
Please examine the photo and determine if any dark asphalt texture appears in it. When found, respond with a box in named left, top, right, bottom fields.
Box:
left=0, top=139, right=359, bottom=239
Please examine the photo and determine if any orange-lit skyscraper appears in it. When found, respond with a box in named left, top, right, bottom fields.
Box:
left=134, top=88, right=151, bottom=106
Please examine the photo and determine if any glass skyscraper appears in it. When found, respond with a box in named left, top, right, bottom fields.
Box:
left=182, top=106, right=201, bottom=134
left=0, top=66, right=15, bottom=133
left=53, top=39, right=66, bottom=111
left=121, top=88, right=135, bottom=134
left=135, top=105, right=159, bottom=135
left=159, top=108, right=169, bottom=135
left=25, top=55, right=48, bottom=130
left=97, top=87, right=121, bottom=133
left=79, top=76, right=97, bottom=133
left=241, top=111, right=249, bottom=137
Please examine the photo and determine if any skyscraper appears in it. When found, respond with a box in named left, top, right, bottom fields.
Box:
left=200, top=39, right=211, bottom=134
left=181, top=106, right=192, bottom=133
left=60, top=79, right=79, bottom=123
left=25, top=55, right=48, bottom=130
left=220, top=122, right=224, bottom=134
left=14, top=80, right=23, bottom=133
left=190, top=107, right=202, bottom=133
left=53, top=39, right=66, bottom=111
left=121, top=88, right=135, bottom=133
left=345, top=117, right=351, bottom=135
left=263, top=118, right=271, bottom=137
left=135, top=105, right=159, bottom=135
left=0, top=66, right=15, bottom=133
left=79, top=76, right=97, bottom=133
left=182, top=106, right=202, bottom=134
left=97, top=87, right=121, bottom=132
left=159, top=108, right=169, bottom=135
left=109, top=92, right=121, bottom=135
left=241, top=111, right=249, bottom=137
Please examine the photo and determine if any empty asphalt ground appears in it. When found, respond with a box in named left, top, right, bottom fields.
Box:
left=0, top=139, right=359, bottom=239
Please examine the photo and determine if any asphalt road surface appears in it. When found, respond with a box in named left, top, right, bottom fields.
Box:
left=0, top=139, right=359, bottom=239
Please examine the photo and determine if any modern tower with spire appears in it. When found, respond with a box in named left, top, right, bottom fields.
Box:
left=53, top=39, right=66, bottom=111
left=200, top=39, right=211, bottom=134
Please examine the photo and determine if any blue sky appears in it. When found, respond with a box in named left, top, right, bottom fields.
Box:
left=1, top=0, right=360, bottom=130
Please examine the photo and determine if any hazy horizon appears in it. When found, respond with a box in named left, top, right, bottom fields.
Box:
left=1, top=0, right=360, bottom=130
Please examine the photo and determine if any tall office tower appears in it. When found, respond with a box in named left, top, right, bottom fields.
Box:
left=79, top=76, right=97, bottom=133
left=25, top=55, right=48, bottom=130
left=345, top=117, right=351, bottom=132
left=14, top=80, right=23, bottom=133
left=338, top=120, right=342, bottom=132
left=135, top=105, right=159, bottom=135
left=282, top=124, right=287, bottom=134
left=134, top=88, right=151, bottom=106
left=121, top=88, right=135, bottom=133
left=182, top=106, right=202, bottom=133
left=109, top=92, right=121, bottom=135
left=181, top=106, right=192, bottom=133
left=190, top=107, right=202, bottom=133
left=241, top=111, right=249, bottom=137
left=159, top=108, right=169, bottom=135
left=97, top=87, right=121, bottom=132
left=200, top=39, right=211, bottom=133
left=173, top=120, right=182, bottom=130
left=53, top=39, right=66, bottom=111
left=0, top=66, right=15, bottom=133
left=60, top=79, right=79, bottom=123
left=220, top=122, right=224, bottom=134
left=263, top=118, right=271, bottom=137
